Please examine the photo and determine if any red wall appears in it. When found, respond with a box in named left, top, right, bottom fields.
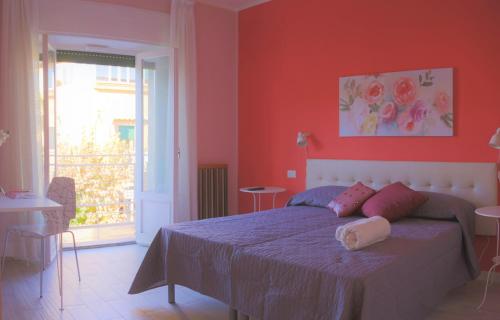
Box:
left=238, top=0, right=500, bottom=212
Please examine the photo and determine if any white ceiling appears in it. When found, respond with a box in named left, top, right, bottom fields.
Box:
left=197, top=0, right=271, bottom=11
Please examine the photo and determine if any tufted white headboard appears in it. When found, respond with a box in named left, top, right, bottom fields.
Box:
left=306, top=159, right=498, bottom=235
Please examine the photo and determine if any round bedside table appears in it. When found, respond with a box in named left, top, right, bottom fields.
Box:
left=476, top=206, right=500, bottom=309
left=240, top=186, right=286, bottom=212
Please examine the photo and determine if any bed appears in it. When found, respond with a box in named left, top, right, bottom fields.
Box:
left=129, top=160, right=498, bottom=320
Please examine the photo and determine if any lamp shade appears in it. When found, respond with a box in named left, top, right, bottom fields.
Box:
left=297, top=132, right=309, bottom=148
left=0, top=130, right=9, bottom=147
left=489, top=128, right=500, bottom=149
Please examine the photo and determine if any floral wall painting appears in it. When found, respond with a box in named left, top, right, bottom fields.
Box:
left=339, top=68, right=453, bottom=136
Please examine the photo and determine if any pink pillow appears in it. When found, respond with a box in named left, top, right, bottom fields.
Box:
left=327, top=182, right=376, bottom=217
left=361, top=182, right=428, bottom=222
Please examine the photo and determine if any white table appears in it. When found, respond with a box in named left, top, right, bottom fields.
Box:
left=239, top=187, right=286, bottom=212
left=0, top=196, right=63, bottom=213
left=476, top=206, right=500, bottom=309
left=0, top=196, right=65, bottom=310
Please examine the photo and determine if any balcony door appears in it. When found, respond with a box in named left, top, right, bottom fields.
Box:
left=135, top=50, right=175, bottom=245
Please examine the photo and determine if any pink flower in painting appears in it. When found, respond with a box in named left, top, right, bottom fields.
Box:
left=397, top=110, right=422, bottom=134
left=409, top=100, right=428, bottom=122
left=380, top=102, right=397, bottom=122
left=434, top=91, right=450, bottom=114
left=364, top=80, right=384, bottom=105
left=393, top=77, right=417, bottom=106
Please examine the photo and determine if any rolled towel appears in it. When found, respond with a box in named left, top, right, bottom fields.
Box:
left=335, top=216, right=391, bottom=251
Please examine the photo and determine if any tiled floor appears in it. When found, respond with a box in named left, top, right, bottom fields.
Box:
left=2, top=244, right=500, bottom=320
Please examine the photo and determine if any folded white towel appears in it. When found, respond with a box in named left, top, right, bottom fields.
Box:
left=335, top=216, right=391, bottom=251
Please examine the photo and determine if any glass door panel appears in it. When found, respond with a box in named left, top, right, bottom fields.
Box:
left=135, top=51, right=172, bottom=245
left=142, top=57, right=170, bottom=193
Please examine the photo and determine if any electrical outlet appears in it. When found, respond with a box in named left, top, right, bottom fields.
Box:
left=287, top=170, right=297, bottom=179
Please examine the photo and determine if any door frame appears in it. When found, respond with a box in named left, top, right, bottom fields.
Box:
left=135, top=49, right=174, bottom=246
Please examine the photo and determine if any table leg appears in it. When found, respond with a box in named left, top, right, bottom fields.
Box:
left=492, top=219, right=500, bottom=285
left=477, top=218, right=500, bottom=309
left=272, top=193, right=277, bottom=209
left=55, top=236, right=61, bottom=296
left=40, top=238, right=45, bottom=298
left=258, top=194, right=261, bottom=211
left=478, top=262, right=500, bottom=309
left=496, top=219, right=499, bottom=257
left=59, top=233, right=64, bottom=311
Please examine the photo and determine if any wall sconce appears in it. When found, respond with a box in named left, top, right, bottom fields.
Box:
left=297, top=131, right=310, bottom=148
left=489, top=128, right=500, bottom=150
left=489, top=128, right=500, bottom=182
left=0, top=129, right=9, bottom=147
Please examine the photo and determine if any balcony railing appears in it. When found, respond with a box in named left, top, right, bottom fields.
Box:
left=50, top=153, right=135, bottom=228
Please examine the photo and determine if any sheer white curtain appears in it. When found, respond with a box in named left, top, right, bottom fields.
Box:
left=170, top=0, right=198, bottom=222
left=144, top=56, right=171, bottom=194
left=0, top=0, right=45, bottom=261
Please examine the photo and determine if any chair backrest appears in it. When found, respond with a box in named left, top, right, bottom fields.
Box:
left=45, top=177, right=76, bottom=230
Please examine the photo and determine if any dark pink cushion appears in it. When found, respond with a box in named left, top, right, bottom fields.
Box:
left=327, top=182, right=376, bottom=217
left=361, top=182, right=428, bottom=222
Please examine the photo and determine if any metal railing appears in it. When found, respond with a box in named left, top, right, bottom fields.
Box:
left=50, top=153, right=135, bottom=228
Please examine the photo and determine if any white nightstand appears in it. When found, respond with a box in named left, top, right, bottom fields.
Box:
left=476, top=206, right=500, bottom=309
left=240, top=186, right=286, bottom=212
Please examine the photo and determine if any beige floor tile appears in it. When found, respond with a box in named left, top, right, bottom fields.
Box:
left=3, top=244, right=500, bottom=320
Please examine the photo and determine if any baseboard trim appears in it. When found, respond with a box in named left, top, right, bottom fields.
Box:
left=64, top=241, right=137, bottom=251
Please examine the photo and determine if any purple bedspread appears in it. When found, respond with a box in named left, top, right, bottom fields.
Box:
left=129, top=206, right=478, bottom=320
